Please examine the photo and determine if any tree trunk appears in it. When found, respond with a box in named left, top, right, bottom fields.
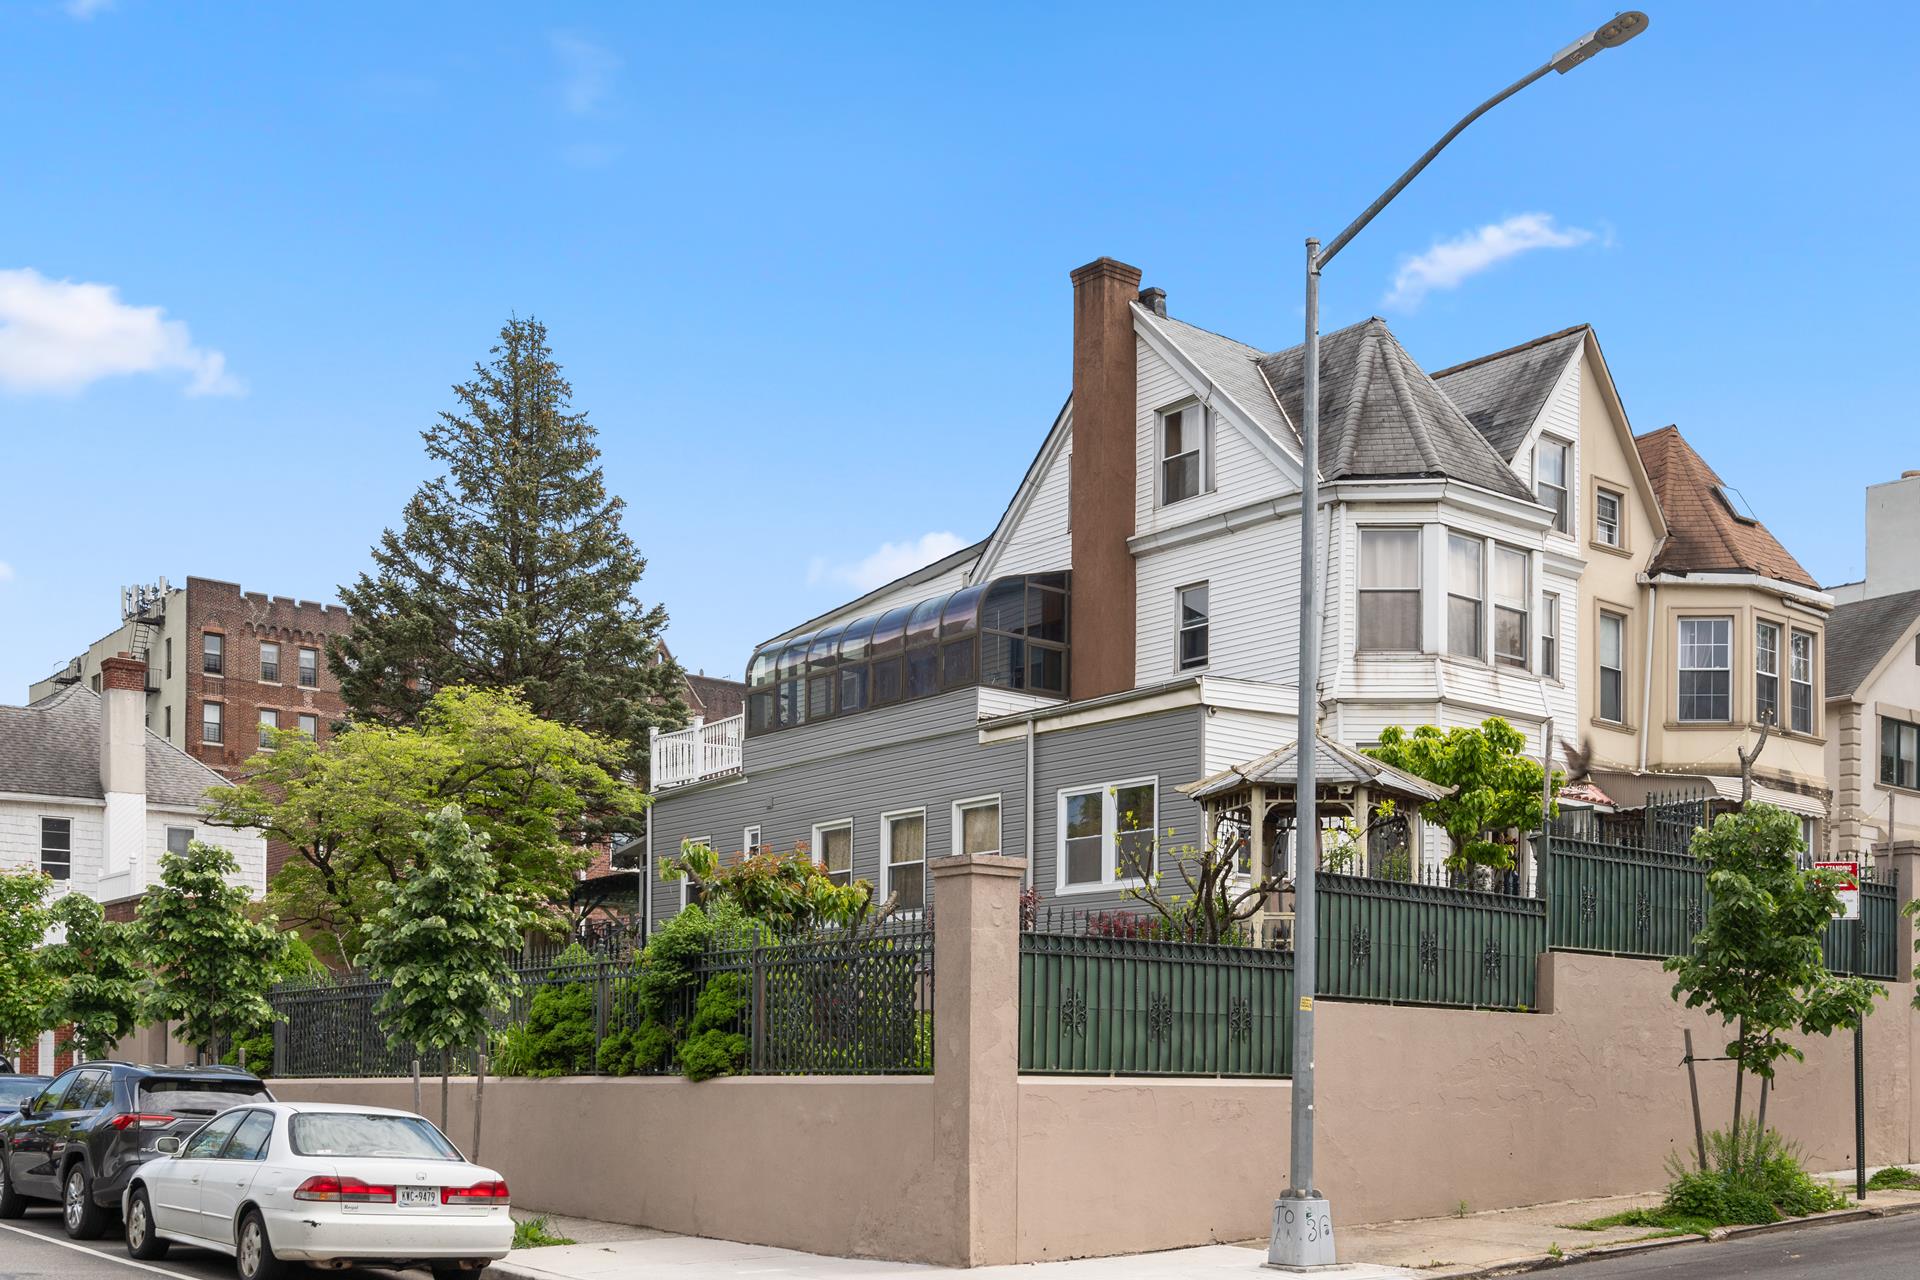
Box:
left=440, top=1048, right=451, bottom=1132
left=1729, top=1018, right=1747, bottom=1171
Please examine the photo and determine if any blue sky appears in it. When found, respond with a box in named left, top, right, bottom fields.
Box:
left=3, top=2, right=1915, bottom=699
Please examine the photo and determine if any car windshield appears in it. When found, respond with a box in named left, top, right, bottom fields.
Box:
left=139, top=1079, right=269, bottom=1117
left=289, top=1113, right=460, bottom=1160
left=0, top=1078, right=48, bottom=1107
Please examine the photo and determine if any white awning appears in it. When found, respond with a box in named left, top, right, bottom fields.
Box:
left=1698, top=775, right=1827, bottom=818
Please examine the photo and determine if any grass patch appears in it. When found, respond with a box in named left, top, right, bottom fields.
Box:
left=1565, top=1208, right=1717, bottom=1237
left=1867, top=1167, right=1920, bottom=1191
left=513, top=1216, right=577, bottom=1250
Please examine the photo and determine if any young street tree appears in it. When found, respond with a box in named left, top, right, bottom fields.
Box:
left=1366, top=718, right=1561, bottom=876
left=41, top=894, right=147, bottom=1063
left=361, top=806, right=530, bottom=1127
left=0, top=869, right=56, bottom=1067
left=1666, top=804, right=1880, bottom=1164
left=205, top=685, right=648, bottom=964
left=139, top=841, right=289, bottom=1062
left=331, top=316, right=685, bottom=777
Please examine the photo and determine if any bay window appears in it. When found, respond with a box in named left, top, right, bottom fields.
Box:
left=1755, top=622, right=1780, bottom=726
left=1357, top=528, right=1420, bottom=652
left=1493, top=546, right=1529, bottom=669
left=1677, top=617, right=1732, bottom=723
left=1447, top=534, right=1483, bottom=660
left=1790, top=631, right=1815, bottom=734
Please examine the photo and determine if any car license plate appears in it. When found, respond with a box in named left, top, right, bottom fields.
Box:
left=400, top=1187, right=437, bottom=1207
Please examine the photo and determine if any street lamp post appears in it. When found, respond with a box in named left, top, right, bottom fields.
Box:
left=1267, top=13, right=1649, bottom=1271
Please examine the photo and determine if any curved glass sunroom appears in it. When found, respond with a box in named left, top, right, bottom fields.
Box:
left=746, top=572, right=1069, bottom=735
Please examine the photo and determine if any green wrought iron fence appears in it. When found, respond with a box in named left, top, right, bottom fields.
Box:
left=1315, top=873, right=1546, bottom=1010
left=1018, top=931, right=1293, bottom=1077
left=1544, top=834, right=1900, bottom=982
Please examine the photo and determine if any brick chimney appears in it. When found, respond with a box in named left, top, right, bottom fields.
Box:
left=98, top=651, right=148, bottom=892
left=1069, top=257, right=1143, bottom=700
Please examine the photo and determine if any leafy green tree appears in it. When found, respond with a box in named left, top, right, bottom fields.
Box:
left=330, top=316, right=684, bottom=776
left=41, top=894, right=147, bottom=1062
left=1665, top=804, right=1881, bottom=1165
left=139, top=841, right=289, bottom=1061
left=205, top=684, right=648, bottom=964
left=361, top=806, right=531, bottom=1125
left=0, top=869, right=56, bottom=1066
left=1365, top=718, right=1561, bottom=874
left=668, top=841, right=890, bottom=935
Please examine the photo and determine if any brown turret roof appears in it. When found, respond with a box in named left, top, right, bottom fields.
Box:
left=1633, top=425, right=1818, bottom=589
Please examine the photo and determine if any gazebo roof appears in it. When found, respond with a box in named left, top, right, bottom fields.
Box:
left=1179, top=735, right=1454, bottom=805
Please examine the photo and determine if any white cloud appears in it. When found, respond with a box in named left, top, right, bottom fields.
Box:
left=63, top=0, right=113, bottom=17
left=0, top=268, right=243, bottom=397
left=550, top=32, right=620, bottom=116
left=1383, top=213, right=1596, bottom=311
left=809, top=532, right=969, bottom=594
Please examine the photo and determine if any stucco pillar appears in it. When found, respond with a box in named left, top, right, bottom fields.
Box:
left=1874, top=842, right=1920, bottom=983
left=931, top=852, right=1026, bottom=1267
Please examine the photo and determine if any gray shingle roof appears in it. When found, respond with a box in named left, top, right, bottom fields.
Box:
left=1257, top=319, right=1535, bottom=501
left=1145, top=313, right=1300, bottom=452
left=1181, top=736, right=1454, bottom=803
left=0, top=685, right=229, bottom=807
left=1430, top=325, right=1588, bottom=460
left=1826, top=589, right=1920, bottom=700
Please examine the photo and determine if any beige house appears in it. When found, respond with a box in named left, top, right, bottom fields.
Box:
left=1826, top=589, right=1920, bottom=854
left=1437, top=333, right=1831, bottom=841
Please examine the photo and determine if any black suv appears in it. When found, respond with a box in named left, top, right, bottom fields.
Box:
left=0, top=1063, right=272, bottom=1238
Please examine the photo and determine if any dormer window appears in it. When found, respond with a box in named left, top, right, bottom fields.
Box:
left=1159, top=403, right=1206, bottom=506
left=1535, top=439, right=1571, bottom=533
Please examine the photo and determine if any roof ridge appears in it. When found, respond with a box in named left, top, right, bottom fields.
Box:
left=1371, top=326, right=1444, bottom=475
left=1429, top=324, right=1589, bottom=379
left=1154, top=312, right=1269, bottom=356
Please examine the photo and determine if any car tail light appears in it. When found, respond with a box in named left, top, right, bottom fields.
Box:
left=441, top=1180, right=510, bottom=1205
left=110, top=1114, right=177, bottom=1131
left=293, top=1176, right=397, bottom=1204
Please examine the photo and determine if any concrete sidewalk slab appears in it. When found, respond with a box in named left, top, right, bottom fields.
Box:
left=489, top=1239, right=1416, bottom=1280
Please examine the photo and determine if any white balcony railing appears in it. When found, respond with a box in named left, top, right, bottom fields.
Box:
left=651, top=713, right=745, bottom=790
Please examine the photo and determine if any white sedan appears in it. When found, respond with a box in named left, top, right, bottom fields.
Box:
left=120, top=1101, right=515, bottom=1280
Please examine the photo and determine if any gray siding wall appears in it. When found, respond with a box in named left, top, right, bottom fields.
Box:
left=647, top=690, right=1206, bottom=928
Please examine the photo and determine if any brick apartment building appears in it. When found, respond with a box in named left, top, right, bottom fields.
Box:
left=31, top=576, right=353, bottom=877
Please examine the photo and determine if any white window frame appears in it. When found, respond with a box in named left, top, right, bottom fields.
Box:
left=202, top=700, right=224, bottom=745
left=1677, top=616, right=1734, bottom=724
left=1156, top=401, right=1208, bottom=507
left=879, top=807, right=928, bottom=914
left=202, top=631, right=224, bottom=676
left=166, top=826, right=194, bottom=856
left=952, top=794, right=1003, bottom=857
left=259, top=642, right=280, bottom=684
left=1535, top=437, right=1571, bottom=534
left=1597, top=611, right=1626, bottom=724
left=1789, top=629, right=1815, bottom=735
left=1754, top=620, right=1781, bottom=727
left=1054, top=776, right=1159, bottom=896
left=298, top=646, right=319, bottom=688
left=1357, top=526, right=1422, bottom=653
left=1446, top=533, right=1484, bottom=661
left=811, top=819, right=855, bottom=888
left=258, top=707, right=279, bottom=750
left=1176, top=582, right=1209, bottom=672
left=1594, top=488, right=1623, bottom=548
left=680, top=835, right=712, bottom=909
left=1491, top=544, right=1530, bottom=670
left=40, top=816, right=72, bottom=881
left=743, top=825, right=763, bottom=858
left=1540, top=592, right=1560, bottom=681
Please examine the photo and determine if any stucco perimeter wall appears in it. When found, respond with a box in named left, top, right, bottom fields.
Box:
left=268, top=1075, right=954, bottom=1262
left=1316, top=950, right=1918, bottom=1225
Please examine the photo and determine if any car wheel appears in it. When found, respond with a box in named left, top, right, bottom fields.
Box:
left=0, top=1156, right=26, bottom=1220
left=125, top=1188, right=170, bottom=1260
left=63, top=1163, right=108, bottom=1240
left=235, top=1209, right=286, bottom=1280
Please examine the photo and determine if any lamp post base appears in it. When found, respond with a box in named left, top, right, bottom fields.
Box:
left=1265, top=1196, right=1337, bottom=1271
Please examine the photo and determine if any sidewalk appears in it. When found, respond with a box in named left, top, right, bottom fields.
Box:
left=496, top=1173, right=1920, bottom=1280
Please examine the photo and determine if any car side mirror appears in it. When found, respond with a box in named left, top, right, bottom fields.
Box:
left=155, top=1136, right=182, bottom=1156
left=15, top=1101, right=30, bottom=1118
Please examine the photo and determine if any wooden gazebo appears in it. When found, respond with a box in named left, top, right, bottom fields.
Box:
left=1179, top=736, right=1454, bottom=942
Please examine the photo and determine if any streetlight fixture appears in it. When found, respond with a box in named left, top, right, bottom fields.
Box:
left=1268, top=13, right=1649, bottom=1272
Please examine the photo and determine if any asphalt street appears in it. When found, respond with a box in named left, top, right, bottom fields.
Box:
left=0, top=1205, right=404, bottom=1280
left=1534, top=1210, right=1920, bottom=1279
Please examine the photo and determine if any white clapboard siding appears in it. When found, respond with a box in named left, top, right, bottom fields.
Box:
left=987, top=435, right=1073, bottom=579
left=1135, top=515, right=1301, bottom=687
left=1202, top=707, right=1296, bottom=773
left=1133, top=339, right=1291, bottom=539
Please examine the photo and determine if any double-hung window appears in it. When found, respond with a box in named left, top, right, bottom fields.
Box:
left=1540, top=593, right=1560, bottom=680
left=259, top=708, right=278, bottom=749
left=1057, top=779, right=1157, bottom=892
left=954, top=796, right=1001, bottom=856
left=259, top=642, right=280, bottom=683
left=1177, top=583, right=1209, bottom=670
left=1595, top=488, right=1623, bottom=548
left=1598, top=612, right=1626, bottom=724
left=1446, top=535, right=1483, bottom=660
left=1755, top=621, right=1781, bottom=726
left=1882, top=717, right=1920, bottom=790
left=813, top=821, right=853, bottom=887
left=1492, top=546, right=1529, bottom=669
left=681, top=836, right=711, bottom=909
left=1159, top=404, right=1204, bottom=505
left=298, top=647, right=319, bottom=688
left=882, top=810, right=927, bottom=911
left=202, top=700, right=224, bottom=745
left=1677, top=618, right=1733, bottom=722
left=1789, top=631, right=1815, bottom=734
left=298, top=713, right=318, bottom=738
left=1536, top=439, right=1570, bottom=533
left=40, top=817, right=72, bottom=881
left=744, top=825, right=763, bottom=858
left=166, top=826, right=193, bottom=856
left=1357, top=528, right=1420, bottom=652
left=202, top=632, right=224, bottom=675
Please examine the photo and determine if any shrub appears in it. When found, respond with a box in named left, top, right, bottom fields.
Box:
left=596, top=1016, right=673, bottom=1076
left=1660, top=1123, right=1845, bottom=1226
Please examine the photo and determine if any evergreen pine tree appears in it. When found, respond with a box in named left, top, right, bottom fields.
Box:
left=332, top=316, right=684, bottom=774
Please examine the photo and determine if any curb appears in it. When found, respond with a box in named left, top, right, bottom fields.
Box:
left=1429, top=1197, right=1920, bottom=1279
